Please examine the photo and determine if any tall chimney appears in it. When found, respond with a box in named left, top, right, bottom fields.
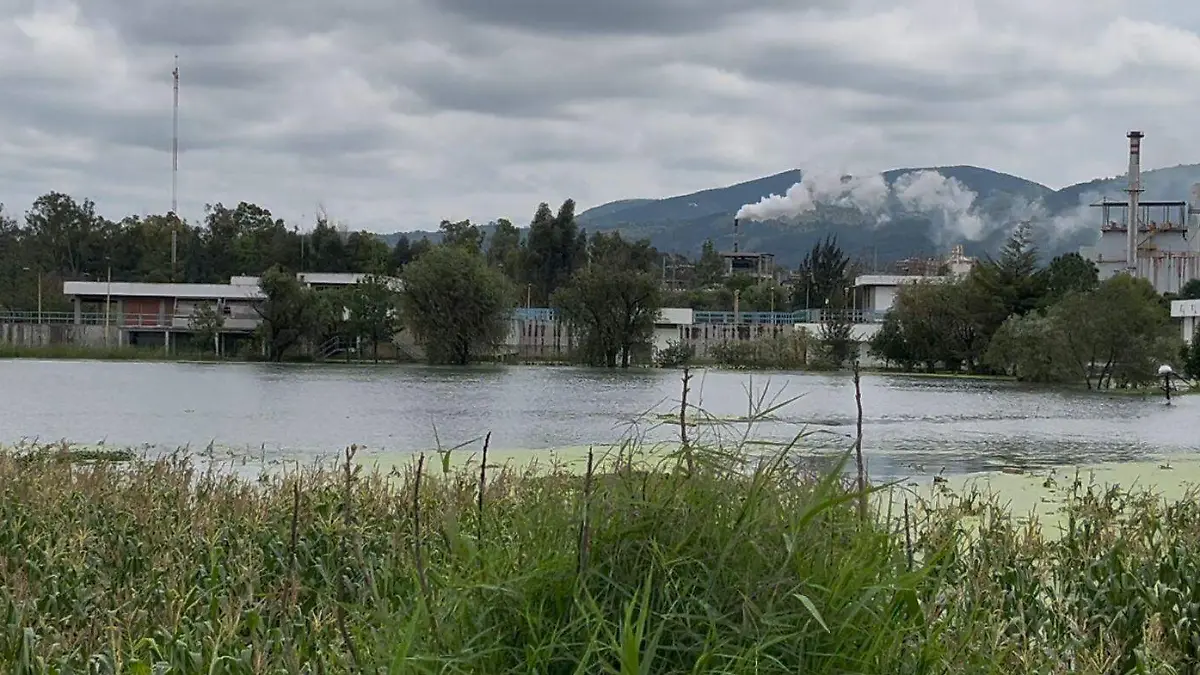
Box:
left=733, top=217, right=740, bottom=253
left=1126, top=130, right=1144, bottom=277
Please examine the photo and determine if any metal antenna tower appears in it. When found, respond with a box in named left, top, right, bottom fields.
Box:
left=171, top=55, right=180, bottom=275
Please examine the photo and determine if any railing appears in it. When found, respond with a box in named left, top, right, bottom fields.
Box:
left=1, top=307, right=891, bottom=328
left=513, top=307, right=556, bottom=321
left=0, top=311, right=260, bottom=329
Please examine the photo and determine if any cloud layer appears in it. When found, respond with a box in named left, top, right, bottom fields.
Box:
left=4, top=0, right=1200, bottom=233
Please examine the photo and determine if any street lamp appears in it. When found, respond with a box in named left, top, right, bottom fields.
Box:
left=22, top=266, right=41, bottom=323
left=1159, top=364, right=1175, bottom=404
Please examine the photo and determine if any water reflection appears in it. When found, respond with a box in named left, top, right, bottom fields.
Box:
left=0, top=359, right=1195, bottom=480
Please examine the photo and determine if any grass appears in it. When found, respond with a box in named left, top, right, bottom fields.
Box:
left=4, top=376, right=1200, bottom=672
left=0, top=343, right=187, bottom=361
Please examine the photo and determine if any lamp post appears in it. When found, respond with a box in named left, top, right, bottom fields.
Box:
left=1159, top=364, right=1175, bottom=404
left=22, top=266, right=41, bottom=323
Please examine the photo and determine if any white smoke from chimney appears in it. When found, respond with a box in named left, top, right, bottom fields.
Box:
left=736, top=171, right=890, bottom=223
left=891, top=170, right=986, bottom=241
left=737, top=169, right=1114, bottom=244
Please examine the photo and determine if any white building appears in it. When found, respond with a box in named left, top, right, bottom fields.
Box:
left=1171, top=299, right=1200, bottom=344
left=61, top=273, right=393, bottom=353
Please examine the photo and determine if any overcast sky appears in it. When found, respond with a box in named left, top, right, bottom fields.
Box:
left=4, top=0, right=1200, bottom=232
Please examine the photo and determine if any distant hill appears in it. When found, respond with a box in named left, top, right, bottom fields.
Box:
left=377, top=163, right=1200, bottom=269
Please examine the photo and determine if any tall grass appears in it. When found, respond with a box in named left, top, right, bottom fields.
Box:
left=1, top=376, right=1199, bottom=672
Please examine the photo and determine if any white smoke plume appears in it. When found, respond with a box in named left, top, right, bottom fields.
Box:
left=736, top=168, right=1115, bottom=245
left=736, top=171, right=891, bottom=223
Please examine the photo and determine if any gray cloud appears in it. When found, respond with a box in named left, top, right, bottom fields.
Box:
left=0, top=0, right=1199, bottom=236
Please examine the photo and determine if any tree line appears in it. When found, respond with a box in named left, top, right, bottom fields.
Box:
left=0, top=194, right=661, bottom=366
left=238, top=218, right=667, bottom=366
left=0, top=191, right=866, bottom=319
left=867, top=223, right=1187, bottom=388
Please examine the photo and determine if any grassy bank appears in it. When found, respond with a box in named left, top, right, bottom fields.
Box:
left=0, top=343, right=192, bottom=361
left=4, top=436, right=1200, bottom=673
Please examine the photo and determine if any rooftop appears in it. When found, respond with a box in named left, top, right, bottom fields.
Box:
left=63, top=272, right=398, bottom=300
left=854, top=274, right=949, bottom=287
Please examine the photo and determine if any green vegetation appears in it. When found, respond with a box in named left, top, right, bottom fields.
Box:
left=868, top=223, right=1183, bottom=389
left=0, top=343, right=208, bottom=361
left=6, top=414, right=1200, bottom=670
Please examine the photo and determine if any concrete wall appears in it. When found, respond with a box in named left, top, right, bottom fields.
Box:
left=0, top=323, right=118, bottom=348
left=0, top=317, right=885, bottom=365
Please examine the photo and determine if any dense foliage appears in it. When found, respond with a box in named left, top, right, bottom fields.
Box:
left=867, top=226, right=1180, bottom=387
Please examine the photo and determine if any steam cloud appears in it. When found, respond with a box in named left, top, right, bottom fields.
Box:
left=736, top=169, right=1097, bottom=243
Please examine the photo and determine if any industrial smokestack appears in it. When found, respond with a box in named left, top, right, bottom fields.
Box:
left=733, top=217, right=740, bottom=253
left=1127, top=130, right=1144, bottom=277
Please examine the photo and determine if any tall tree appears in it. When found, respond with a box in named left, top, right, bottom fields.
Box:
left=794, top=235, right=849, bottom=310
left=694, top=239, right=725, bottom=288
left=439, top=219, right=485, bottom=252
left=1040, top=252, right=1098, bottom=306
left=523, top=199, right=584, bottom=305
left=305, top=217, right=349, bottom=273
left=400, top=244, right=515, bottom=365
left=346, top=274, right=402, bottom=363
left=344, top=231, right=392, bottom=274
left=553, top=232, right=662, bottom=368
left=253, top=265, right=330, bottom=361
left=24, top=192, right=107, bottom=279
left=486, top=218, right=523, bottom=281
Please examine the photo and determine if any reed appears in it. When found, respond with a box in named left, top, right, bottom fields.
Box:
left=1, top=384, right=1198, bottom=672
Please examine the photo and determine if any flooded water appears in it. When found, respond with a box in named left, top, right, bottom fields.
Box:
left=0, top=359, right=1196, bottom=480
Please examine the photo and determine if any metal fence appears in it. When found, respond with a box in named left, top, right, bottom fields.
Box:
left=1, top=307, right=889, bottom=328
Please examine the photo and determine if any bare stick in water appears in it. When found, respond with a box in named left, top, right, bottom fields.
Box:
left=413, top=453, right=438, bottom=636
left=288, top=480, right=300, bottom=607
left=478, top=431, right=490, bottom=553
left=853, top=360, right=867, bottom=521
left=680, top=366, right=693, bottom=475
left=577, top=447, right=595, bottom=576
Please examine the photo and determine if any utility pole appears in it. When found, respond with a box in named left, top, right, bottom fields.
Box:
left=171, top=56, right=180, bottom=279
left=104, top=266, right=112, bottom=347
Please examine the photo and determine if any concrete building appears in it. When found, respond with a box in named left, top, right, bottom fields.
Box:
left=1079, top=131, right=1200, bottom=295
left=1171, top=299, right=1200, bottom=344
left=59, top=273, right=388, bottom=354
left=852, top=246, right=973, bottom=317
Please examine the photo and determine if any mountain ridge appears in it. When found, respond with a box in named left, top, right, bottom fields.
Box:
left=381, top=163, right=1200, bottom=268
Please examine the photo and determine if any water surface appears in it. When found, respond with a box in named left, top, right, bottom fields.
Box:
left=0, top=360, right=1195, bottom=479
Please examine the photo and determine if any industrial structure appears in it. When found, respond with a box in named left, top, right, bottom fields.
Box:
left=721, top=217, right=776, bottom=280
left=1081, top=131, right=1200, bottom=295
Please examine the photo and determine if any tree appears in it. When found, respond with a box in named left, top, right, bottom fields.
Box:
left=794, top=235, right=849, bottom=310
left=486, top=218, right=522, bottom=281
left=967, top=221, right=1046, bottom=335
left=1184, top=334, right=1200, bottom=380
left=188, top=302, right=226, bottom=356
left=984, top=312, right=1076, bottom=383
left=553, top=232, right=663, bottom=368
left=344, top=231, right=392, bottom=274
left=400, top=244, right=515, bottom=365
left=439, top=219, right=485, bottom=252
left=1040, top=252, right=1098, bottom=305
left=986, top=275, right=1179, bottom=388
left=523, top=199, right=584, bottom=305
left=868, top=314, right=913, bottom=370
left=817, top=290, right=855, bottom=367
left=24, top=192, right=108, bottom=279
left=694, top=239, right=724, bottom=287
left=1180, top=279, right=1200, bottom=300
left=254, top=265, right=329, bottom=361
left=346, top=274, right=402, bottom=363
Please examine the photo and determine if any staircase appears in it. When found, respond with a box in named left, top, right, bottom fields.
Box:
left=318, top=336, right=355, bottom=361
